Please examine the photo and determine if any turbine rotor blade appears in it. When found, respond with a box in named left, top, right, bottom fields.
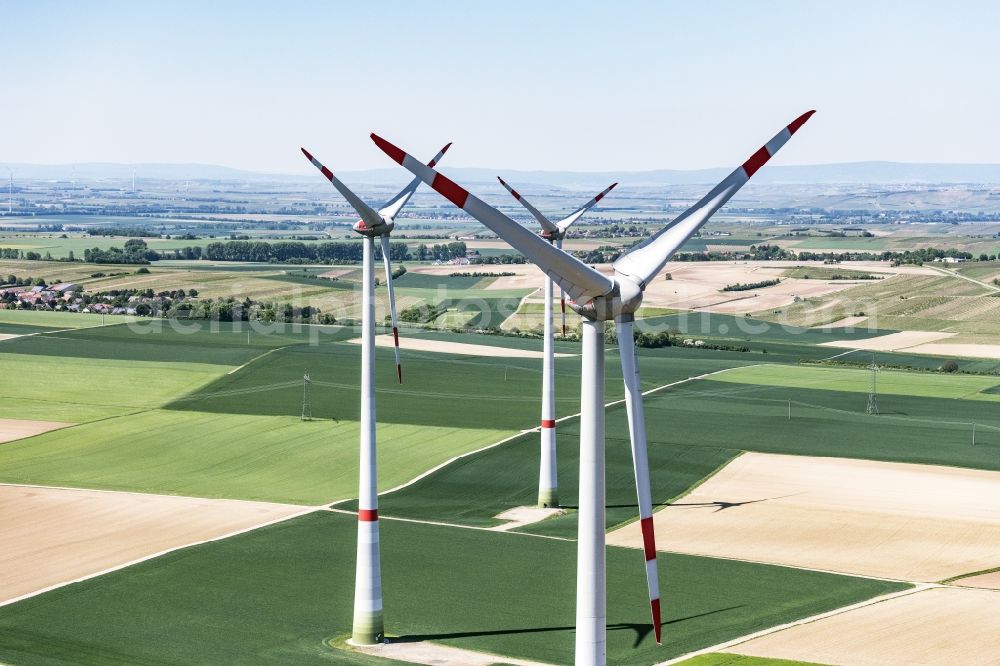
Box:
left=379, top=235, right=402, bottom=383
left=371, top=134, right=613, bottom=304
left=556, top=238, right=567, bottom=336
left=496, top=177, right=559, bottom=234
left=616, top=317, right=662, bottom=644
left=557, top=182, right=617, bottom=232
left=379, top=142, right=453, bottom=220
left=614, top=111, right=815, bottom=286
left=300, top=148, right=383, bottom=229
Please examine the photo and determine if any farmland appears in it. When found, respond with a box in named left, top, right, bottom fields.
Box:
left=4, top=225, right=1000, bottom=664
left=0, top=511, right=904, bottom=666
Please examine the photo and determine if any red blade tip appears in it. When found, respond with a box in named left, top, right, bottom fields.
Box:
left=652, top=598, right=662, bottom=644
left=370, top=133, right=406, bottom=165
left=788, top=110, right=816, bottom=134
left=300, top=147, right=314, bottom=161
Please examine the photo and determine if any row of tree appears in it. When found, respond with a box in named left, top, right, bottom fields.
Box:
left=202, top=240, right=467, bottom=263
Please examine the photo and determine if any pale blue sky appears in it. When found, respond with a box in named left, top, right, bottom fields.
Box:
left=3, top=1, right=997, bottom=174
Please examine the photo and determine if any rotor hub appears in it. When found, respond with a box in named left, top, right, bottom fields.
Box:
left=570, top=276, right=643, bottom=322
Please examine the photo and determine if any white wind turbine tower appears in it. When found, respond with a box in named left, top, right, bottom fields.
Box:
left=496, top=177, right=617, bottom=508
left=371, top=110, right=814, bottom=664
left=301, top=141, right=451, bottom=645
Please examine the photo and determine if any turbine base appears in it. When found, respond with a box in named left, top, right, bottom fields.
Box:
left=351, top=611, right=384, bottom=646
left=537, top=488, right=559, bottom=509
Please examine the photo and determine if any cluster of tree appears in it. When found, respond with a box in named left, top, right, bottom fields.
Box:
left=722, top=278, right=781, bottom=292
left=889, top=248, right=974, bottom=266
left=202, top=240, right=413, bottom=263
left=161, top=246, right=204, bottom=260
left=449, top=271, right=516, bottom=277
left=84, top=239, right=160, bottom=264
left=398, top=302, right=448, bottom=323
left=573, top=246, right=625, bottom=263
left=412, top=242, right=468, bottom=261
left=169, top=297, right=320, bottom=323
left=86, top=227, right=160, bottom=237
left=472, top=254, right=527, bottom=265
left=0, top=248, right=22, bottom=259
left=672, top=244, right=797, bottom=262
left=3, top=275, right=48, bottom=287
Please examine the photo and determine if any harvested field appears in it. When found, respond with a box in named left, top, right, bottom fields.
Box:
left=903, top=342, right=1000, bottom=360
left=818, top=330, right=954, bottom=351
left=0, top=419, right=72, bottom=444
left=0, top=484, right=306, bottom=604
left=347, top=334, right=573, bottom=358
left=727, top=587, right=1000, bottom=666
left=606, top=452, right=1000, bottom=581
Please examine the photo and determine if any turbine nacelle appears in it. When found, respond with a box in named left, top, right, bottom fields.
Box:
left=353, top=217, right=394, bottom=236
left=570, top=274, right=644, bottom=322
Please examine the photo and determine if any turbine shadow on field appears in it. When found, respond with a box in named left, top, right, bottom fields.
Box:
left=392, top=605, right=744, bottom=648
left=671, top=492, right=804, bottom=513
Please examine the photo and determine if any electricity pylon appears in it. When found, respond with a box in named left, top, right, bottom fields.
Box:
left=301, top=370, right=312, bottom=421
left=866, top=353, right=879, bottom=415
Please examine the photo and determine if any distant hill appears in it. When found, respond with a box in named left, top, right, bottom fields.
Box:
left=4, top=161, right=1000, bottom=187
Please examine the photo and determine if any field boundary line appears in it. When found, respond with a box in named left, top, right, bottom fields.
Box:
left=325, top=507, right=573, bottom=542
left=818, top=347, right=861, bottom=361
left=0, top=481, right=322, bottom=508
left=0, top=494, right=324, bottom=609
left=336, top=364, right=761, bottom=506
left=931, top=265, right=1000, bottom=292
left=227, top=344, right=293, bottom=374
left=0, top=325, right=79, bottom=342
left=655, top=583, right=935, bottom=666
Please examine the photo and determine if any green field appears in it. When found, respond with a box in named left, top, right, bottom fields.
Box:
left=0, top=308, right=129, bottom=329
left=365, top=360, right=1000, bottom=538
left=359, top=433, right=739, bottom=538
left=0, top=511, right=904, bottom=665
left=0, top=352, right=230, bottom=422
left=713, top=364, right=1000, bottom=402
left=0, top=410, right=507, bottom=504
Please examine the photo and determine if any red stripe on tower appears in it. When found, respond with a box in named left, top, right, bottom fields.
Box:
left=541, top=419, right=556, bottom=428
left=431, top=173, right=470, bottom=208
left=640, top=516, right=656, bottom=561
left=358, top=509, right=378, bottom=521
left=787, top=109, right=816, bottom=135
left=370, top=134, right=406, bottom=165
left=392, top=326, right=400, bottom=346
left=742, top=146, right=771, bottom=178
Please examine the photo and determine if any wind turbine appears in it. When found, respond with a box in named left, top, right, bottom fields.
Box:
left=301, top=140, right=451, bottom=645
left=496, top=177, right=617, bottom=508
left=370, top=110, right=814, bottom=664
